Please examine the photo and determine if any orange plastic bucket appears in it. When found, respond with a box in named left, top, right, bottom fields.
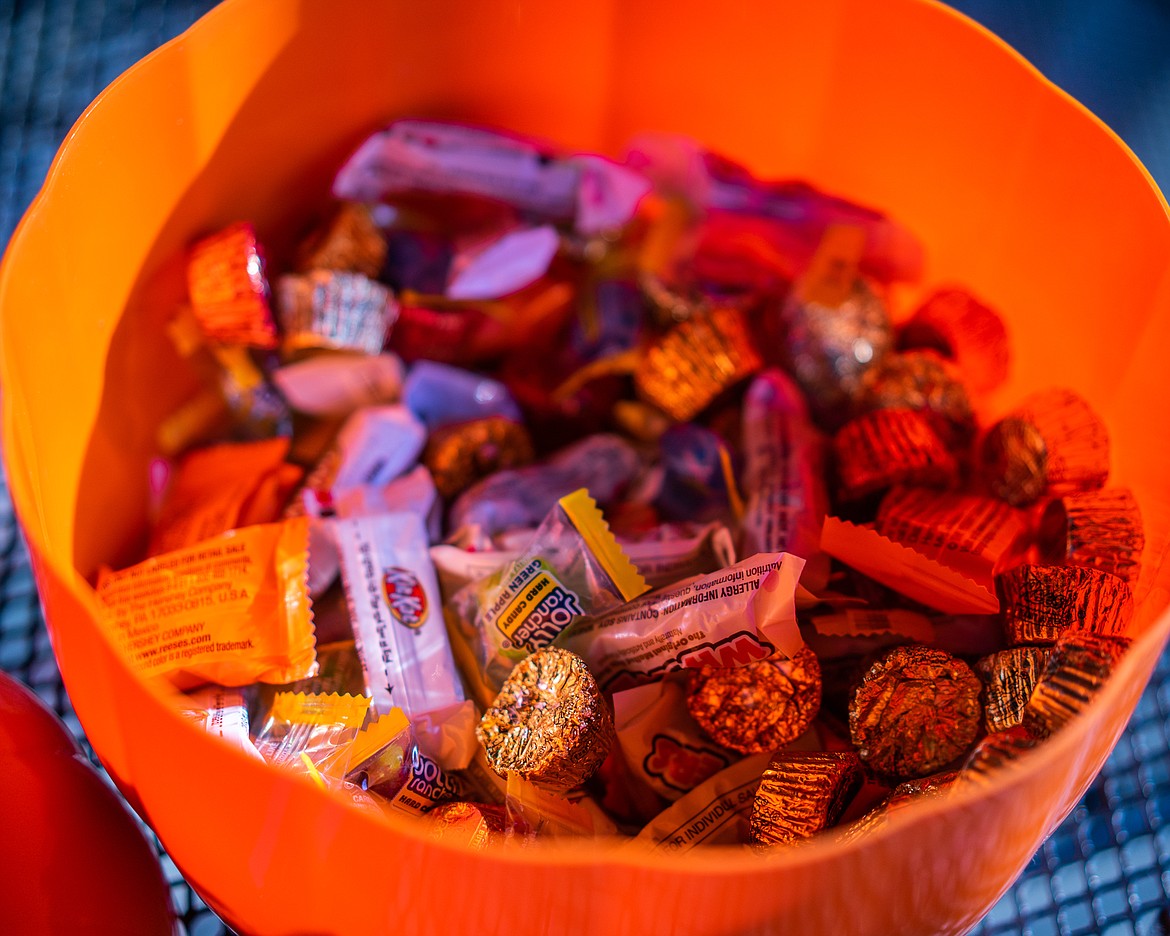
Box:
left=1, top=1, right=1168, bottom=933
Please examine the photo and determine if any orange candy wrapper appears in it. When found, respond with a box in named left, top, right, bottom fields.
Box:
left=149, top=438, right=304, bottom=557
left=97, top=518, right=316, bottom=688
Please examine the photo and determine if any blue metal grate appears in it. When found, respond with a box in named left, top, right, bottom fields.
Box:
left=1, top=2, right=1168, bottom=934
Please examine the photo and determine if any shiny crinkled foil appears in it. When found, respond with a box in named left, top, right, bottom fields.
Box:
left=980, top=388, right=1109, bottom=507
left=781, top=277, right=892, bottom=430
left=897, top=287, right=1009, bottom=394
left=975, top=646, right=1051, bottom=734
left=634, top=306, right=763, bottom=422
left=958, top=727, right=1043, bottom=788
left=277, top=270, right=395, bottom=356
left=1039, top=487, right=1145, bottom=583
left=849, top=645, right=982, bottom=780
left=685, top=648, right=822, bottom=754
left=423, top=417, right=535, bottom=500
left=477, top=647, right=614, bottom=791
left=832, top=408, right=958, bottom=502
left=836, top=770, right=958, bottom=844
left=856, top=350, right=975, bottom=448
left=749, top=751, right=863, bottom=848
left=426, top=802, right=510, bottom=850
left=998, top=564, right=1133, bottom=646
left=295, top=202, right=388, bottom=278
left=187, top=222, right=279, bottom=349
left=1023, top=631, right=1132, bottom=738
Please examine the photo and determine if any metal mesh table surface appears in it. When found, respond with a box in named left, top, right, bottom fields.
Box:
left=1, top=2, right=1168, bottom=934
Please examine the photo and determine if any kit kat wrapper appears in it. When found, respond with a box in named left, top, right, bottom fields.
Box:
left=333, top=512, right=465, bottom=726
left=557, top=553, right=805, bottom=694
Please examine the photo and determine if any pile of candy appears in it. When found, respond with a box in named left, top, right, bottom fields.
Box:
left=97, top=119, right=1144, bottom=853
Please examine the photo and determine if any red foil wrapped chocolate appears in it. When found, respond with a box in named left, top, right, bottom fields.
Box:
left=980, top=388, right=1109, bottom=507
left=897, top=287, right=1009, bottom=394
left=187, top=222, right=278, bottom=349
left=833, top=408, right=958, bottom=502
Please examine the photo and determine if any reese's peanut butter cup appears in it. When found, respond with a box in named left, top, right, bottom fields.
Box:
left=748, top=751, right=863, bottom=848
left=187, top=222, right=279, bottom=349
left=634, top=306, right=763, bottom=422
left=477, top=647, right=614, bottom=791
left=856, top=350, right=975, bottom=448
left=96, top=519, right=317, bottom=689
left=849, top=645, right=983, bottom=780
left=975, top=646, right=1051, bottom=734
left=686, top=648, right=822, bottom=755
left=998, top=564, right=1133, bottom=645
left=897, top=287, right=1009, bottom=394
left=295, top=202, right=387, bottom=278
left=874, top=486, right=1028, bottom=585
left=959, top=726, right=1043, bottom=788
left=277, top=270, right=395, bottom=356
left=1039, top=487, right=1145, bottom=583
left=423, top=417, right=535, bottom=500
left=837, top=770, right=958, bottom=843
left=980, top=388, right=1109, bottom=507
left=1023, top=631, right=1131, bottom=738
left=833, top=408, right=958, bottom=502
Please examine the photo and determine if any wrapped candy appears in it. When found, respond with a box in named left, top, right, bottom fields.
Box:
left=981, top=388, right=1109, bottom=507
left=448, top=489, right=647, bottom=691
left=187, top=222, right=278, bottom=349
left=477, top=647, right=614, bottom=791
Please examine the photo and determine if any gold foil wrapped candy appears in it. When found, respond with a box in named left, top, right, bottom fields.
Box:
left=998, top=564, right=1133, bottom=646
left=975, top=646, right=1051, bottom=734
left=685, top=649, right=822, bottom=755
left=1039, top=487, right=1144, bottom=583
left=477, top=647, right=614, bottom=791
left=634, top=306, right=763, bottom=422
left=1023, top=631, right=1132, bottom=738
left=749, top=751, right=863, bottom=848
left=849, top=645, right=982, bottom=780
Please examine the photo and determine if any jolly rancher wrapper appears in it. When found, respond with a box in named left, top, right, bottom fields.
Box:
left=448, top=488, right=648, bottom=692
left=557, top=552, right=806, bottom=693
left=97, top=518, right=316, bottom=688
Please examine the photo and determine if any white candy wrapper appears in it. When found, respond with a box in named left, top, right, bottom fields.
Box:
left=740, top=370, right=830, bottom=591
left=622, top=524, right=736, bottom=591
left=557, top=553, right=805, bottom=693
left=430, top=543, right=517, bottom=600
left=332, top=464, right=442, bottom=543
left=630, top=753, right=772, bottom=853
left=307, top=469, right=441, bottom=598
left=446, top=225, right=560, bottom=301
left=449, top=433, right=642, bottom=537
left=614, top=680, right=738, bottom=802
left=334, top=512, right=465, bottom=723
left=447, top=489, right=648, bottom=691
left=334, top=119, right=580, bottom=220
left=178, top=686, right=264, bottom=761
left=271, top=352, right=404, bottom=418
left=298, top=404, right=426, bottom=515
